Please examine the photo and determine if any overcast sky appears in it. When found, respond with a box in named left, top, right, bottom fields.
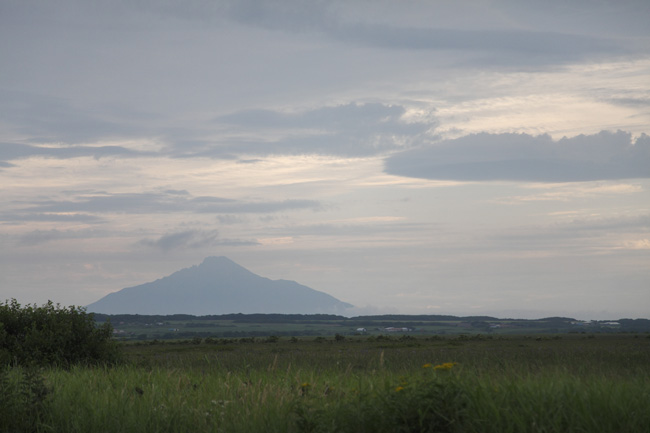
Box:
left=2, top=0, right=649, bottom=319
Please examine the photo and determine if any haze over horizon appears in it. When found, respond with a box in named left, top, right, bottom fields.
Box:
left=1, top=1, right=649, bottom=321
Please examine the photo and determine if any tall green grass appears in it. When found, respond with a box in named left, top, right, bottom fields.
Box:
left=6, top=334, right=650, bottom=432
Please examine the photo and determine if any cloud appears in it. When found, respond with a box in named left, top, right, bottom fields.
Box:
left=384, top=131, right=650, bottom=183
left=560, top=214, right=650, bottom=234
left=621, top=239, right=650, bottom=250
left=20, top=191, right=321, bottom=216
left=0, top=101, right=432, bottom=161
left=605, top=97, right=650, bottom=108
left=487, top=214, right=650, bottom=251
left=196, top=199, right=320, bottom=214
left=494, top=183, right=643, bottom=204
left=138, top=229, right=258, bottom=251
left=226, top=0, right=627, bottom=65
left=262, top=220, right=429, bottom=238
left=218, top=103, right=414, bottom=132
left=18, top=228, right=107, bottom=245
left=334, top=24, right=620, bottom=65
left=0, top=90, right=157, bottom=145
left=0, top=212, right=103, bottom=223
left=204, top=102, right=431, bottom=157
left=0, top=142, right=142, bottom=161
left=138, top=230, right=218, bottom=251
left=216, top=214, right=246, bottom=224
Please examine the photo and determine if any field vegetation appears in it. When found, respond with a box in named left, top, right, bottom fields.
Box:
left=96, top=312, right=650, bottom=341
left=1, top=301, right=649, bottom=432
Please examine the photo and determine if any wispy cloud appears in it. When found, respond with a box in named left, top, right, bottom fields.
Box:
left=0, top=212, right=103, bottom=223
left=619, top=239, right=650, bottom=250
left=494, top=182, right=643, bottom=204
left=138, top=229, right=259, bottom=251
left=487, top=214, right=650, bottom=250
left=185, top=102, right=431, bottom=158
left=0, top=142, right=143, bottom=161
left=0, top=101, right=433, bottom=161
left=19, top=192, right=321, bottom=216
left=0, top=90, right=158, bottom=145
left=18, top=228, right=107, bottom=245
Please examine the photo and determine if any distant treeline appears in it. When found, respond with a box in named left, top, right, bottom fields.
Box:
left=93, top=312, right=507, bottom=325
left=93, top=313, right=348, bottom=324
left=618, top=318, right=650, bottom=332
left=94, top=312, right=650, bottom=331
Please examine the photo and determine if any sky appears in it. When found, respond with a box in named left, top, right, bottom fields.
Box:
left=1, top=0, right=649, bottom=320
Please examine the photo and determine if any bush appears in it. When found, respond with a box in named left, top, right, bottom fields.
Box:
left=0, top=299, right=121, bottom=367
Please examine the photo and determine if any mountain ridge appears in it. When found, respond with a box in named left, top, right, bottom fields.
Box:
left=86, top=256, right=353, bottom=315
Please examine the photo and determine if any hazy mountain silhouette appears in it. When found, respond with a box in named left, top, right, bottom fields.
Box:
left=86, top=256, right=354, bottom=315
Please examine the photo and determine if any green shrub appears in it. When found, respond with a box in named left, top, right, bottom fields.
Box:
left=0, top=299, right=121, bottom=367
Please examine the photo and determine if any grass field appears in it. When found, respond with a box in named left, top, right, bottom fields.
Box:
left=4, top=333, right=650, bottom=432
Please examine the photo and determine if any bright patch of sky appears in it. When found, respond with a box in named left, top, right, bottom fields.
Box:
left=1, top=0, right=649, bottom=319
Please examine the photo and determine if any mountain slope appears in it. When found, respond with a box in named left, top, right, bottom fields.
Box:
left=86, top=257, right=353, bottom=315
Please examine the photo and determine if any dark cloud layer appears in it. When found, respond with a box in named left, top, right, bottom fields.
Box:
left=335, top=25, right=621, bottom=65
left=384, top=131, right=650, bottom=183
left=227, top=0, right=629, bottom=65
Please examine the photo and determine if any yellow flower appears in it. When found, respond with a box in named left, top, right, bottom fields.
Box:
left=433, top=362, right=458, bottom=370
left=422, top=363, right=433, bottom=368
left=395, top=386, right=405, bottom=392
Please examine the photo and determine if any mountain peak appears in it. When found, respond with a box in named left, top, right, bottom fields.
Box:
left=200, top=256, right=235, bottom=266
left=87, top=257, right=353, bottom=315
left=194, top=256, right=257, bottom=279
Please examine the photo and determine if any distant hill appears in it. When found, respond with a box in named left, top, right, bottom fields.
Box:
left=86, top=256, right=354, bottom=315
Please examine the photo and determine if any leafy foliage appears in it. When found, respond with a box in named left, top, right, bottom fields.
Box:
left=0, top=299, right=121, bottom=367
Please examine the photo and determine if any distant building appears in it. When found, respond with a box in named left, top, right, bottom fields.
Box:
left=384, top=327, right=410, bottom=332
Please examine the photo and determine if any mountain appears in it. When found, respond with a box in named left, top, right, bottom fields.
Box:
left=86, top=256, right=354, bottom=315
